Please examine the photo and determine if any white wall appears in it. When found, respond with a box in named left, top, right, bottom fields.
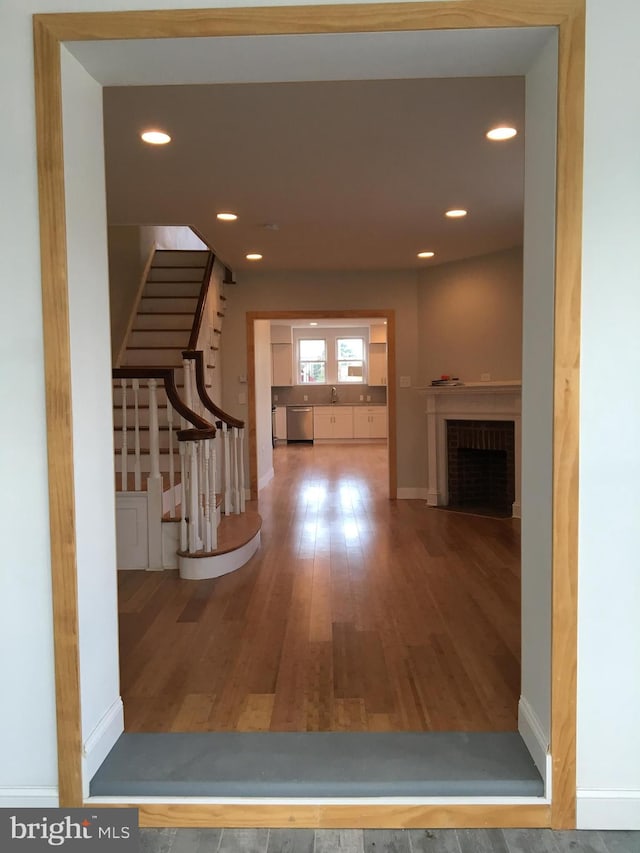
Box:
left=577, top=0, right=640, bottom=829
left=254, top=320, right=274, bottom=490
left=1, top=0, right=639, bottom=827
left=61, top=47, right=123, bottom=796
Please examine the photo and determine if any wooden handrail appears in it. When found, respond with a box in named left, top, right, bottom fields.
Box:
left=112, top=365, right=215, bottom=439
left=182, top=350, right=244, bottom=429
left=187, top=251, right=216, bottom=351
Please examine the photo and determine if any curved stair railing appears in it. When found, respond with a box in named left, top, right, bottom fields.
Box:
left=112, top=364, right=219, bottom=557
left=182, top=349, right=246, bottom=515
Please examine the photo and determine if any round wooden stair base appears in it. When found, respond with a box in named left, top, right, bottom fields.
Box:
left=178, top=509, right=262, bottom=580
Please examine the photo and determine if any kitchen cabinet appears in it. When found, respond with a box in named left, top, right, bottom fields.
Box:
left=370, top=324, right=387, bottom=343
left=313, top=406, right=354, bottom=440
left=353, top=406, right=387, bottom=439
left=274, top=406, right=287, bottom=441
left=271, top=343, right=293, bottom=386
left=368, top=346, right=387, bottom=386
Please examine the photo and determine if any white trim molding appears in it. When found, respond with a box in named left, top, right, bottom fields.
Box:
left=420, top=382, right=522, bottom=518
left=82, top=697, right=124, bottom=795
left=518, top=696, right=549, bottom=789
left=258, top=467, right=274, bottom=492
left=0, top=787, right=59, bottom=808
left=577, top=789, right=640, bottom=830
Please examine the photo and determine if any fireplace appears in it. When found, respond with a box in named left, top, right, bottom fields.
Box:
left=446, top=419, right=515, bottom=515
left=422, top=382, right=521, bottom=518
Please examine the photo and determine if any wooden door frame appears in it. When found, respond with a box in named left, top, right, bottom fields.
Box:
left=246, top=309, right=397, bottom=501
left=34, top=0, right=584, bottom=829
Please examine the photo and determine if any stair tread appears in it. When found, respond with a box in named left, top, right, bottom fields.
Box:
left=178, top=508, right=261, bottom=558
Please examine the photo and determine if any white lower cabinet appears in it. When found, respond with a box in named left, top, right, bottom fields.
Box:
left=313, top=406, right=354, bottom=439
left=274, top=406, right=287, bottom=441
left=353, top=406, right=387, bottom=439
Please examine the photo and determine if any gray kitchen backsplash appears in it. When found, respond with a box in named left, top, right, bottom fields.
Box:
left=272, top=385, right=387, bottom=406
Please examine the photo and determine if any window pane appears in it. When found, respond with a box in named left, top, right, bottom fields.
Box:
left=300, top=339, right=326, bottom=360
left=338, top=361, right=364, bottom=383
left=337, top=338, right=364, bottom=359
left=300, top=362, right=326, bottom=383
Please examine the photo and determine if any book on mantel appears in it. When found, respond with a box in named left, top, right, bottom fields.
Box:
left=430, top=379, right=463, bottom=386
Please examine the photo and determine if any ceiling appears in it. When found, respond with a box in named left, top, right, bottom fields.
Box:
left=71, top=28, right=552, bottom=272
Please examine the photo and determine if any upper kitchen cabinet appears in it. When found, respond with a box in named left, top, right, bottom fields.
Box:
left=369, top=324, right=387, bottom=344
left=271, top=325, right=293, bottom=386
left=368, top=324, right=387, bottom=386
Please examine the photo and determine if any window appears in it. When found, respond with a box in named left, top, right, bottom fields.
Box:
left=299, top=338, right=326, bottom=383
left=337, top=337, right=365, bottom=383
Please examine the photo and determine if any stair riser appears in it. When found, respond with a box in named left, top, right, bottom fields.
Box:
left=128, top=330, right=191, bottom=348
left=114, top=454, right=180, bottom=474
left=134, top=314, right=193, bottom=330
left=144, top=281, right=202, bottom=297
left=148, top=267, right=204, bottom=283
left=139, top=297, right=198, bottom=314
left=123, top=349, right=185, bottom=367
left=114, top=432, right=187, bottom=451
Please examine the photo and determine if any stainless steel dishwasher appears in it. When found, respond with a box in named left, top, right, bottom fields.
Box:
left=286, top=406, right=314, bottom=442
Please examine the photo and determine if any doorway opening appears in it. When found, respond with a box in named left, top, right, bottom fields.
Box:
left=35, top=0, right=584, bottom=827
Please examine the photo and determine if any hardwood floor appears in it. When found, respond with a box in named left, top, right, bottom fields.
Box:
left=118, top=443, right=520, bottom=733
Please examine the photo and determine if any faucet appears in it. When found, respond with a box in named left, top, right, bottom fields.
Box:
left=331, top=386, right=337, bottom=404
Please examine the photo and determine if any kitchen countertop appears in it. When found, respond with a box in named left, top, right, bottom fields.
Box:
left=280, top=402, right=386, bottom=407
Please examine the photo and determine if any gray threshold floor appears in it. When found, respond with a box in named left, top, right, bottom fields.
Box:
left=90, top=732, right=543, bottom=798
left=140, top=828, right=640, bottom=853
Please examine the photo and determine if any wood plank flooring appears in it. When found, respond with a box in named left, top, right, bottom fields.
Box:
left=119, top=444, right=520, bottom=733
left=140, top=828, right=640, bottom=853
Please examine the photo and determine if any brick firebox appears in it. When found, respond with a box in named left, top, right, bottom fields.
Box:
left=446, top=419, right=515, bottom=512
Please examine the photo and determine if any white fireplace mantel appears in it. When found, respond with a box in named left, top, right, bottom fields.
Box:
left=420, top=382, right=522, bottom=517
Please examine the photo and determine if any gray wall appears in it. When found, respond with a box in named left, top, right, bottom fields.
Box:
left=417, top=246, right=523, bottom=383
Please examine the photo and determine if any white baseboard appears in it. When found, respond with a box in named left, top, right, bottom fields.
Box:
left=82, top=697, right=124, bottom=795
left=396, top=487, right=429, bottom=500
left=0, top=787, right=59, bottom=808
left=577, top=789, right=640, bottom=829
left=258, top=467, right=274, bottom=491
left=518, top=696, right=549, bottom=789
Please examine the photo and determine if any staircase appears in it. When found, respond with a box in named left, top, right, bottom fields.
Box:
left=112, top=248, right=260, bottom=580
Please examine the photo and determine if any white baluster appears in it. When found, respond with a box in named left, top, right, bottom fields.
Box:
left=199, top=437, right=206, bottom=537
left=232, top=426, right=240, bottom=514
left=167, top=402, right=176, bottom=519
left=146, top=379, right=163, bottom=570
left=147, top=379, right=160, bottom=480
left=238, top=427, right=246, bottom=512
left=222, top=422, right=231, bottom=514
left=179, top=441, right=187, bottom=553
left=120, top=379, right=128, bottom=490
left=188, top=441, right=199, bottom=553
left=203, top=440, right=212, bottom=552
left=133, top=379, right=141, bottom=491
left=209, top=440, right=218, bottom=551
left=183, top=356, right=193, bottom=411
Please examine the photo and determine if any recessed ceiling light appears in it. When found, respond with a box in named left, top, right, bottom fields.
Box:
left=417, top=251, right=435, bottom=259
left=217, top=212, right=237, bottom=221
left=486, top=126, right=518, bottom=141
left=445, top=209, right=468, bottom=218
left=140, top=130, right=171, bottom=145
left=246, top=253, right=263, bottom=261
left=309, top=322, right=318, bottom=326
